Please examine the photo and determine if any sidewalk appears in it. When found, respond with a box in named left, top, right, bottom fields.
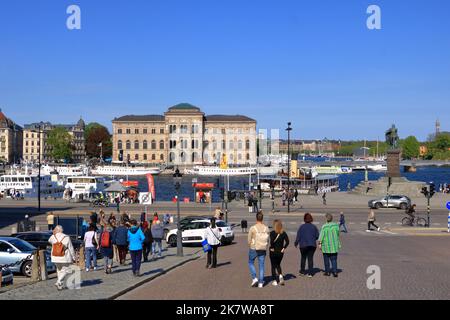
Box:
left=0, top=246, right=202, bottom=300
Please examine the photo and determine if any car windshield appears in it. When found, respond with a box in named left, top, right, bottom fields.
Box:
left=8, top=238, right=36, bottom=252
left=216, top=221, right=228, bottom=227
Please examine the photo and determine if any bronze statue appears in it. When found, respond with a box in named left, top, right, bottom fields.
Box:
left=385, top=124, right=399, bottom=149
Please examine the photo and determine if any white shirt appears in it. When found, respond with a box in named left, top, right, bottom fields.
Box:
left=84, top=231, right=98, bottom=248
left=204, top=227, right=221, bottom=246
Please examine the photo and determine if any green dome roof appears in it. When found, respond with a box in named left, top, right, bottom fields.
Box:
left=168, top=103, right=200, bottom=111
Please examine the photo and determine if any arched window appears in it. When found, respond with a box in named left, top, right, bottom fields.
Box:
left=143, top=154, right=147, bottom=161
left=238, top=140, right=243, bottom=150
left=222, top=140, right=226, bottom=150
left=160, top=154, right=164, bottom=161
left=180, top=152, right=186, bottom=162
left=159, top=140, right=164, bottom=149
left=151, top=140, right=157, bottom=150
left=152, top=154, right=156, bottom=161
left=245, top=140, right=250, bottom=150
left=192, top=152, right=199, bottom=162
left=118, top=140, right=123, bottom=150
left=229, top=140, right=234, bottom=150
left=135, top=154, right=139, bottom=160
left=169, top=152, right=176, bottom=162
left=126, top=140, right=131, bottom=150
left=134, top=140, right=139, bottom=149
left=143, top=140, right=148, bottom=149
left=246, top=153, right=250, bottom=160
left=213, top=140, right=217, bottom=150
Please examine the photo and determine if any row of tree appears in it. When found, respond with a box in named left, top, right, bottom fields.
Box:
left=46, top=123, right=112, bottom=162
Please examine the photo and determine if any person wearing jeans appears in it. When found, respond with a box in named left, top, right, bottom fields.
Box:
left=247, top=212, right=269, bottom=288
left=295, top=213, right=319, bottom=277
left=151, top=220, right=164, bottom=258
left=319, top=213, right=342, bottom=277
left=83, top=225, right=98, bottom=272
left=127, top=220, right=145, bottom=276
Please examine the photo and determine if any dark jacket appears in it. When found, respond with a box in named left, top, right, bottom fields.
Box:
left=295, top=223, right=319, bottom=248
left=144, top=228, right=153, bottom=244
left=114, top=225, right=129, bottom=246
left=269, top=231, right=289, bottom=255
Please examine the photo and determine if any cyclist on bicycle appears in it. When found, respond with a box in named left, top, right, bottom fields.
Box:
left=405, top=204, right=416, bottom=218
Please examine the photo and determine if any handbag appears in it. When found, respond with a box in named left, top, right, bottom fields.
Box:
left=201, top=238, right=211, bottom=252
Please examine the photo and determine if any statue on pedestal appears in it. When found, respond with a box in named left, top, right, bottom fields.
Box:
left=385, top=124, right=399, bottom=150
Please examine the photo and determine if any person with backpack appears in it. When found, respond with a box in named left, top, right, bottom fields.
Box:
left=142, top=221, right=153, bottom=262
left=269, top=220, right=290, bottom=286
left=204, top=217, right=221, bottom=269
left=84, top=225, right=99, bottom=272
left=114, top=221, right=129, bottom=265
left=128, top=220, right=146, bottom=276
left=48, top=225, right=76, bottom=291
left=248, top=211, right=269, bottom=288
left=100, top=224, right=115, bottom=274
left=151, top=220, right=164, bottom=259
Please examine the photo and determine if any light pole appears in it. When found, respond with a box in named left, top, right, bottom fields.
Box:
left=286, top=122, right=292, bottom=213
left=36, top=123, right=43, bottom=212
left=173, top=167, right=184, bottom=257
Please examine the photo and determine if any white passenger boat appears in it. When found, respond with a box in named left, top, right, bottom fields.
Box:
left=91, top=165, right=161, bottom=176
left=312, top=165, right=353, bottom=175
left=65, top=176, right=106, bottom=198
left=39, top=164, right=87, bottom=176
left=184, top=166, right=257, bottom=176
left=0, top=174, right=65, bottom=198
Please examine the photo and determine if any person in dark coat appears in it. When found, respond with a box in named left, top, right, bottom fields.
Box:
left=142, top=221, right=153, bottom=262
left=113, top=221, right=129, bottom=265
left=100, top=224, right=115, bottom=274
left=295, top=213, right=319, bottom=277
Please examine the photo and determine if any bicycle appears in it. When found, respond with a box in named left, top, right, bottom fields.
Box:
left=401, top=214, right=427, bottom=227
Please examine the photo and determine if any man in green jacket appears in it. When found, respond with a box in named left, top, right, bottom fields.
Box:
left=318, top=213, right=341, bottom=278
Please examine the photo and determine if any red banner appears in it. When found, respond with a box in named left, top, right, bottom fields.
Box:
left=146, top=173, right=156, bottom=201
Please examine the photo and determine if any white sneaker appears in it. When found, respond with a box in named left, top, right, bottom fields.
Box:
left=93, top=267, right=98, bottom=271
left=279, top=275, right=285, bottom=286
left=366, top=230, right=371, bottom=232
left=377, top=227, right=381, bottom=231
left=251, top=278, right=258, bottom=287
left=258, top=283, right=263, bottom=288
left=85, top=268, right=89, bottom=272
left=272, top=280, right=278, bottom=286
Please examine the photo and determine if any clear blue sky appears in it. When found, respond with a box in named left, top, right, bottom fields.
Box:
left=0, top=0, right=449, bottom=141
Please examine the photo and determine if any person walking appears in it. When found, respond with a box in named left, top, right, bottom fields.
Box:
left=214, top=207, right=222, bottom=219
left=322, top=192, right=327, bottom=205
left=339, top=212, right=348, bottom=233
left=151, top=220, right=164, bottom=259
left=83, top=225, right=99, bottom=272
left=99, top=224, right=115, bottom=274
left=204, top=217, right=221, bottom=269
left=90, top=211, right=98, bottom=226
left=281, top=190, right=287, bottom=206
left=248, top=211, right=269, bottom=288
left=46, top=212, right=55, bottom=231
left=142, top=221, right=153, bottom=262
left=318, top=213, right=341, bottom=277
left=48, top=225, right=76, bottom=290
left=269, top=220, right=289, bottom=286
left=247, top=193, right=254, bottom=213
left=241, top=219, right=248, bottom=233
left=114, top=221, right=129, bottom=265
left=294, top=189, right=299, bottom=202
left=295, top=213, right=319, bottom=278
left=128, top=220, right=145, bottom=276
left=367, top=209, right=380, bottom=232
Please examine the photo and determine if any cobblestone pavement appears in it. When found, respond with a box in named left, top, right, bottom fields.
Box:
left=0, top=246, right=202, bottom=300
left=118, top=232, right=450, bottom=300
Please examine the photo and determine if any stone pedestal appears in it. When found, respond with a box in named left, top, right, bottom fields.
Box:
left=387, top=149, right=401, bottom=178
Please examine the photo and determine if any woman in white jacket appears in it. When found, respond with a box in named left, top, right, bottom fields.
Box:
left=204, top=218, right=221, bottom=269
left=48, top=225, right=76, bottom=290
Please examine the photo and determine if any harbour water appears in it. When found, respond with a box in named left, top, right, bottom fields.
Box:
left=129, top=166, right=450, bottom=202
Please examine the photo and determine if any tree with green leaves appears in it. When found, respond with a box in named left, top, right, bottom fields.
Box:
left=85, top=123, right=112, bottom=159
left=46, top=127, right=73, bottom=162
left=400, top=136, right=420, bottom=159
left=426, top=133, right=450, bottom=160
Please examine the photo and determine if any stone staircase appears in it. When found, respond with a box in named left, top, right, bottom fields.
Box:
left=351, top=177, right=426, bottom=197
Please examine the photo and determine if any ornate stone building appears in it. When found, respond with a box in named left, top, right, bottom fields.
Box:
left=0, top=109, right=23, bottom=163
left=112, top=103, right=257, bottom=166
left=23, top=118, right=86, bottom=163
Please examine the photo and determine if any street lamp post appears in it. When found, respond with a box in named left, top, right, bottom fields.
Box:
left=37, top=123, right=43, bottom=212
left=173, top=167, right=184, bottom=257
left=286, top=122, right=292, bottom=213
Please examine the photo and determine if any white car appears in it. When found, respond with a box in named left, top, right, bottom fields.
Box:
left=166, top=219, right=234, bottom=247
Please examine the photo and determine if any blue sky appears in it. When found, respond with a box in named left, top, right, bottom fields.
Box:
left=0, top=0, right=449, bottom=140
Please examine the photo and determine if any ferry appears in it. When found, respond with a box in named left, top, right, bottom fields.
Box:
left=0, top=174, right=65, bottom=198
left=39, top=164, right=87, bottom=176
left=258, top=174, right=339, bottom=194
left=91, top=164, right=161, bottom=176
left=352, top=164, right=387, bottom=172
left=65, top=176, right=106, bottom=199
left=184, top=166, right=257, bottom=176
left=310, top=165, right=353, bottom=175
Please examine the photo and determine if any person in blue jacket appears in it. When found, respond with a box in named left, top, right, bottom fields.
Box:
left=127, top=220, right=146, bottom=276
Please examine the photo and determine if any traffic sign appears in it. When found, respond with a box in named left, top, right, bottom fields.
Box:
left=446, top=202, right=450, bottom=210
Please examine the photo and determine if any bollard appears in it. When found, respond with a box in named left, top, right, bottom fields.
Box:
left=30, top=250, right=48, bottom=281
left=11, top=226, right=17, bottom=234
left=78, top=246, right=85, bottom=269
left=38, top=250, right=48, bottom=280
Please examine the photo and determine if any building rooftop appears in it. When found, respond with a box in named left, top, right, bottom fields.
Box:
left=113, top=115, right=165, bottom=122
left=167, top=103, right=201, bottom=112
left=205, top=115, right=256, bottom=122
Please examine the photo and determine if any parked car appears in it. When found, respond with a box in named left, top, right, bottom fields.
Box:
left=166, top=219, right=234, bottom=247
left=368, top=195, right=411, bottom=210
left=0, top=237, right=56, bottom=277
left=1, top=267, right=13, bottom=287
left=11, top=231, right=83, bottom=251
left=163, top=216, right=211, bottom=240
